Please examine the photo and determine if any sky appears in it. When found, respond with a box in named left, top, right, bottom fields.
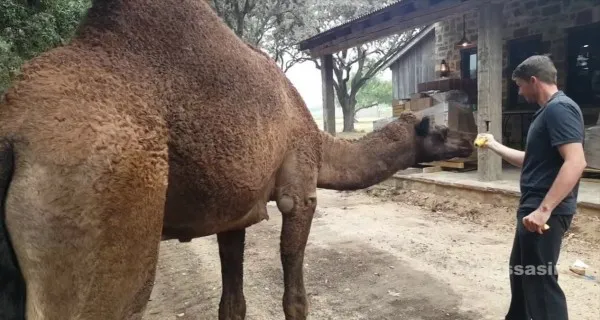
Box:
left=284, top=59, right=393, bottom=118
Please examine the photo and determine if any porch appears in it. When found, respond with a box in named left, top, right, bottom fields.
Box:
left=377, top=166, right=600, bottom=218
left=298, top=0, right=600, bottom=182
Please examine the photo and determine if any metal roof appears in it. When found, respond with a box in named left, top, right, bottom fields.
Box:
left=298, top=0, right=404, bottom=49
left=330, top=0, right=405, bottom=30
left=297, top=0, right=481, bottom=56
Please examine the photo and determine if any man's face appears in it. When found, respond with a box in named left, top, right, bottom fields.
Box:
left=515, top=77, right=538, bottom=103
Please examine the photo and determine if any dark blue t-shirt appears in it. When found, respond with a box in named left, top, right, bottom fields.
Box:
left=519, top=91, right=585, bottom=215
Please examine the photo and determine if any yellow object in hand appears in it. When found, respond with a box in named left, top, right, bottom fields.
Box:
left=474, top=135, right=488, bottom=147
left=543, top=224, right=550, bottom=231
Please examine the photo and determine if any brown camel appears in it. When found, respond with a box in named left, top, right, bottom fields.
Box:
left=0, top=0, right=474, bottom=319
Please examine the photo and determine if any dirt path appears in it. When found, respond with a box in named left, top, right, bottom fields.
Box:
left=144, top=189, right=600, bottom=320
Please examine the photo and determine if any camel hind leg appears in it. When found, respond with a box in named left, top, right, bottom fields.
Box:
left=0, top=140, right=25, bottom=320
left=5, top=152, right=167, bottom=320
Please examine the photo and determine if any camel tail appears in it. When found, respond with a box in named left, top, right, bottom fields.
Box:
left=0, top=140, right=26, bottom=320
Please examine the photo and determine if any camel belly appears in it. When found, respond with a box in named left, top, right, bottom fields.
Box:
left=161, top=171, right=277, bottom=241
left=162, top=199, right=270, bottom=241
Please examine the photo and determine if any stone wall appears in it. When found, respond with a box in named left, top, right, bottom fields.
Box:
left=436, top=0, right=600, bottom=95
left=433, top=0, right=600, bottom=147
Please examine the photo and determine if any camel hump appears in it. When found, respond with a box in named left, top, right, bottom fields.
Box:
left=0, top=139, right=26, bottom=320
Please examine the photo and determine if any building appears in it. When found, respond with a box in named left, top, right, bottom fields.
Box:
left=298, top=0, right=600, bottom=181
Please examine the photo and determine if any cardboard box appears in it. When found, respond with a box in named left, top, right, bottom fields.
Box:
left=392, top=105, right=406, bottom=117
left=411, top=92, right=428, bottom=100
left=393, top=98, right=410, bottom=106
left=409, top=97, right=434, bottom=112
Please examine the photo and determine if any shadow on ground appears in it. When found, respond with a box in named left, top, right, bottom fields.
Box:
left=144, top=215, right=483, bottom=320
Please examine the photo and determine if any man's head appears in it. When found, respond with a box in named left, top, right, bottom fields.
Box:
left=511, top=55, right=558, bottom=104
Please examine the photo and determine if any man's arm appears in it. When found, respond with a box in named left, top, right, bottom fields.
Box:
left=522, top=102, right=586, bottom=233
left=540, top=101, right=587, bottom=211
left=539, top=142, right=587, bottom=212
left=486, top=139, right=526, bottom=168
left=477, top=133, right=525, bottom=167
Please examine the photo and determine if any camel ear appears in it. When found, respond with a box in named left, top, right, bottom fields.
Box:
left=414, top=116, right=430, bottom=137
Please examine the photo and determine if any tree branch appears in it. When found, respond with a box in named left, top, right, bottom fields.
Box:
left=313, top=59, right=321, bottom=70
left=363, top=45, right=403, bottom=80
left=354, top=103, right=378, bottom=115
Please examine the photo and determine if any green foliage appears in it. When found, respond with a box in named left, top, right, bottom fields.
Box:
left=355, top=76, right=392, bottom=114
left=0, top=0, right=91, bottom=92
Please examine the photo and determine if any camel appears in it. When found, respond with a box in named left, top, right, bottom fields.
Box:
left=0, top=0, right=474, bottom=319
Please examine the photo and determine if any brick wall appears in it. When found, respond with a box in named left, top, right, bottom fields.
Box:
left=433, top=0, right=600, bottom=147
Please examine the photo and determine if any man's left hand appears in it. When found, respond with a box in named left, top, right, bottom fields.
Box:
left=522, top=208, right=551, bottom=234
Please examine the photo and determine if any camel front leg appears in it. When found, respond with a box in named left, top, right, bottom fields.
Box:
left=217, top=229, right=246, bottom=320
left=278, top=194, right=316, bottom=320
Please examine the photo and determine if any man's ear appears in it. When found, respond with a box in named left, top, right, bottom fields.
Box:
left=415, top=116, right=430, bottom=137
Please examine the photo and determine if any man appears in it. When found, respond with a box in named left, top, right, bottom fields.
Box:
left=477, top=55, right=587, bottom=320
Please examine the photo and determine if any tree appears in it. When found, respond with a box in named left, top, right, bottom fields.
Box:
left=209, top=0, right=307, bottom=72
left=354, top=76, right=393, bottom=116
left=292, top=0, right=421, bottom=132
left=0, top=0, right=91, bottom=92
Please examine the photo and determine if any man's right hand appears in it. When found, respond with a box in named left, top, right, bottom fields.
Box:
left=474, top=133, right=526, bottom=168
left=474, top=133, right=497, bottom=149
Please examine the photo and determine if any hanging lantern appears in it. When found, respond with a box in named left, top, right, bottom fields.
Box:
left=440, top=59, right=450, bottom=77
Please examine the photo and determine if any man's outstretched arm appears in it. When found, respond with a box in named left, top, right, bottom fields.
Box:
left=479, top=134, right=526, bottom=168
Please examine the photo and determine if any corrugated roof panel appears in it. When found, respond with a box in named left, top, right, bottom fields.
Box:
left=298, top=0, right=407, bottom=47
left=320, top=0, right=403, bottom=36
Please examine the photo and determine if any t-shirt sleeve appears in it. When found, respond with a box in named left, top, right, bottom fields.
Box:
left=545, top=101, right=584, bottom=147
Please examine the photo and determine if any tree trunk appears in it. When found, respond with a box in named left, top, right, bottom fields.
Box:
left=339, top=95, right=357, bottom=132
left=343, top=111, right=355, bottom=132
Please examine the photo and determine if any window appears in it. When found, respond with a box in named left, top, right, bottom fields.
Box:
left=460, top=47, right=477, bottom=80
left=507, top=35, right=543, bottom=109
left=566, top=22, right=600, bottom=108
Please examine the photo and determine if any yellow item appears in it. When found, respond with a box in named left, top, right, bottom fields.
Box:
left=543, top=224, right=550, bottom=231
left=474, top=135, right=488, bottom=147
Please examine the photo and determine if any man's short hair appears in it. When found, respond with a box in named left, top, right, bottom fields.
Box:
left=511, top=55, right=557, bottom=84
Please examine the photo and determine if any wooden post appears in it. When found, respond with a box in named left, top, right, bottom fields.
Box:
left=321, top=54, right=336, bottom=135
left=476, top=1, right=503, bottom=181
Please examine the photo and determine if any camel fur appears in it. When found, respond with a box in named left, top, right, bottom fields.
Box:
left=0, top=0, right=474, bottom=319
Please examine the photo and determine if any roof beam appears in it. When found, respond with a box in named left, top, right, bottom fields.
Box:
left=301, top=0, right=484, bottom=57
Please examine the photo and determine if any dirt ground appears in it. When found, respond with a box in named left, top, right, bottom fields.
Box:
left=144, top=188, right=600, bottom=320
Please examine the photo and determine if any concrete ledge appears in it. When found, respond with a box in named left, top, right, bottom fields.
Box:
left=379, top=173, right=600, bottom=218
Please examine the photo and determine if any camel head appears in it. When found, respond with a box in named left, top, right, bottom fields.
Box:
left=409, top=114, right=475, bottom=163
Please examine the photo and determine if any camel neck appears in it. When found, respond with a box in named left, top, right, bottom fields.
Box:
left=316, top=127, right=416, bottom=191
